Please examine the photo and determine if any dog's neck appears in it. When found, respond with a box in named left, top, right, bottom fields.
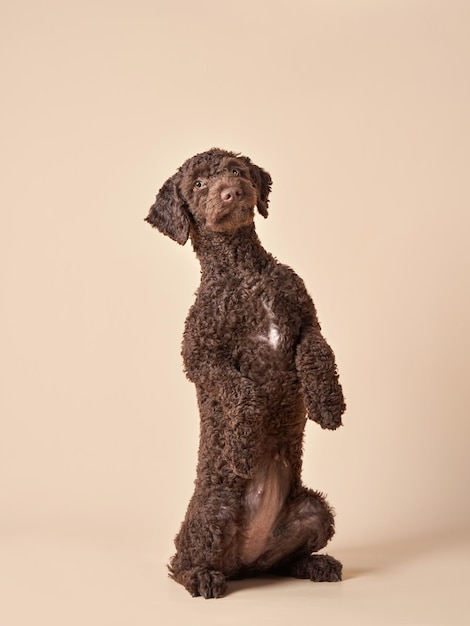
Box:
left=190, top=224, right=272, bottom=279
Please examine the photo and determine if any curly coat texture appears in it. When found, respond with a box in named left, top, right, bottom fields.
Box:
left=145, top=148, right=346, bottom=598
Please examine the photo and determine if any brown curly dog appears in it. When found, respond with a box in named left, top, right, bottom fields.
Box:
left=145, top=148, right=346, bottom=598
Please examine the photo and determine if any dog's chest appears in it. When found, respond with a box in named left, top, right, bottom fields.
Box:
left=253, top=299, right=280, bottom=350
left=224, top=278, right=300, bottom=367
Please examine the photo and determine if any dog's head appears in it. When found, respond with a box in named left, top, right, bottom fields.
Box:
left=145, top=148, right=272, bottom=245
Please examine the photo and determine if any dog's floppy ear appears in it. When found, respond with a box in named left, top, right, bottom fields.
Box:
left=240, top=157, right=272, bottom=218
left=145, top=173, right=190, bottom=245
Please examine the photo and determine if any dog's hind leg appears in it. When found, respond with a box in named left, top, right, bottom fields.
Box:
left=254, top=487, right=342, bottom=582
left=168, top=492, right=242, bottom=598
left=169, top=557, right=227, bottom=598
left=169, top=539, right=229, bottom=598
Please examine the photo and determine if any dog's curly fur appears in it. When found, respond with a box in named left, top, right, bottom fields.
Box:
left=145, top=148, right=346, bottom=598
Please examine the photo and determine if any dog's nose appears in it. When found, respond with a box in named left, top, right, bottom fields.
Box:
left=220, top=186, right=242, bottom=203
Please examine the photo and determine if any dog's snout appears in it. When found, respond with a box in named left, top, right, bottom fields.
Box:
left=220, top=186, right=243, bottom=203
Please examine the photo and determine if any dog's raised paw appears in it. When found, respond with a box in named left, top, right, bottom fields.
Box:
left=318, top=409, right=343, bottom=430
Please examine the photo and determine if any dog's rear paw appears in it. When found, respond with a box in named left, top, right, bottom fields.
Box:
left=281, top=554, right=342, bottom=582
left=306, top=554, right=342, bottom=582
left=185, top=567, right=227, bottom=599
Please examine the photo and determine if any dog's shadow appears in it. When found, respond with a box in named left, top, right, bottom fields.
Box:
left=335, top=528, right=466, bottom=581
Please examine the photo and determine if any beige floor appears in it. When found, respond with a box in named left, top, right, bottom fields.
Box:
left=1, top=526, right=468, bottom=626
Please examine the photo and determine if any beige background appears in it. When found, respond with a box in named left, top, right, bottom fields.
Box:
left=2, top=0, right=470, bottom=624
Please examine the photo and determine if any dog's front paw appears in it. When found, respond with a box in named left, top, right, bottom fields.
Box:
left=312, top=381, right=345, bottom=430
left=318, top=407, right=343, bottom=430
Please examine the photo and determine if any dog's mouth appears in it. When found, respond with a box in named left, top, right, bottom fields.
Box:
left=210, top=204, right=255, bottom=232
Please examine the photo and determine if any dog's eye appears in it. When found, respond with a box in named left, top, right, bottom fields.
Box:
left=194, top=180, right=205, bottom=190
left=231, top=168, right=240, bottom=176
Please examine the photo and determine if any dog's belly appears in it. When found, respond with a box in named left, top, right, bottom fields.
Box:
left=240, top=453, right=291, bottom=565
